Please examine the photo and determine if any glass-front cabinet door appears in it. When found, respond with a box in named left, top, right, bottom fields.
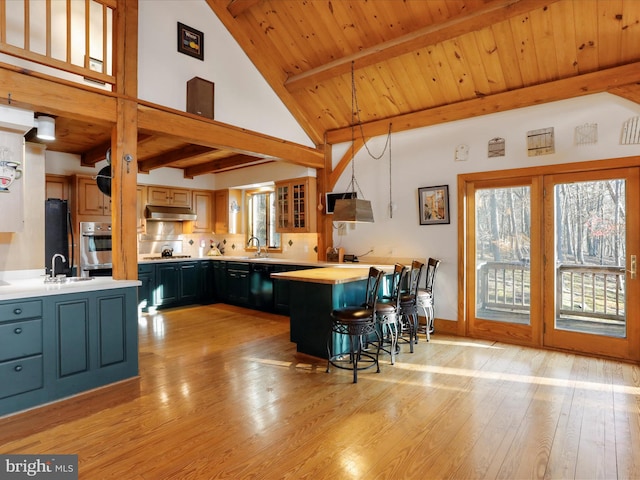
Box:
left=275, top=178, right=313, bottom=233
left=276, top=183, right=290, bottom=231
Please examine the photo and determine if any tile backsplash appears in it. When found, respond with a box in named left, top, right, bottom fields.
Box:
left=181, top=232, right=318, bottom=262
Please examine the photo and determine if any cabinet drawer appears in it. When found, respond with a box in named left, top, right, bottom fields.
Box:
left=0, top=319, right=43, bottom=361
left=0, top=355, right=43, bottom=399
left=0, top=300, right=42, bottom=322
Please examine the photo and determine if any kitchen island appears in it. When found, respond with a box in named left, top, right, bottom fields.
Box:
left=0, top=274, right=140, bottom=417
left=271, top=266, right=391, bottom=359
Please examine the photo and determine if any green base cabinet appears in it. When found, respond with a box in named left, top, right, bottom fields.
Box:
left=0, top=287, right=138, bottom=417
left=226, top=262, right=250, bottom=306
left=137, top=264, right=156, bottom=312
left=288, top=279, right=366, bottom=359
left=198, top=261, right=215, bottom=303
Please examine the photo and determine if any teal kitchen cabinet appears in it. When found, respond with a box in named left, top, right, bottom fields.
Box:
left=0, top=287, right=138, bottom=417
left=198, top=260, right=215, bottom=303
left=178, top=261, right=200, bottom=305
left=226, top=261, right=250, bottom=306
left=273, top=265, right=317, bottom=315
left=155, top=261, right=201, bottom=308
left=48, top=288, right=139, bottom=399
left=212, top=260, right=227, bottom=302
left=155, top=262, right=181, bottom=307
left=0, top=300, right=46, bottom=410
left=137, top=263, right=156, bottom=312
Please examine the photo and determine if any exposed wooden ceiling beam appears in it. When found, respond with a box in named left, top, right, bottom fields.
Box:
left=137, top=102, right=324, bottom=169
left=284, top=0, right=560, bottom=92
left=609, top=84, right=640, bottom=105
left=138, top=144, right=217, bottom=172
left=325, top=62, right=640, bottom=145
left=0, top=63, right=116, bottom=124
left=183, top=154, right=267, bottom=178
left=205, top=0, right=325, bottom=145
left=226, top=0, right=261, bottom=18
left=82, top=133, right=152, bottom=166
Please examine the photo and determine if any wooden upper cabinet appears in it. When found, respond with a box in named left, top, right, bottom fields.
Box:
left=76, top=175, right=111, bottom=218
left=45, top=174, right=69, bottom=200
left=213, top=189, right=242, bottom=234
left=214, top=189, right=229, bottom=234
left=147, top=186, right=191, bottom=207
left=191, top=190, right=213, bottom=233
left=275, top=177, right=316, bottom=233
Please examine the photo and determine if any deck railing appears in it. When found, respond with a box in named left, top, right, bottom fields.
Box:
left=0, top=0, right=115, bottom=87
left=477, top=261, right=530, bottom=313
left=556, top=264, right=625, bottom=322
left=477, top=261, right=625, bottom=323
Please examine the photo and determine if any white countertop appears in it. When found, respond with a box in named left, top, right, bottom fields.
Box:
left=0, top=276, right=141, bottom=301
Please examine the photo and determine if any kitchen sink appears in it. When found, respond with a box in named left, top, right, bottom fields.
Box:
left=45, top=276, right=95, bottom=284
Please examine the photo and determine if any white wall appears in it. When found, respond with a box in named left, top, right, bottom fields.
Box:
left=138, top=0, right=313, bottom=148
left=331, top=93, right=640, bottom=323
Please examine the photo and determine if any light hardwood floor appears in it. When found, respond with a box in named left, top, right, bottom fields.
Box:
left=1, top=303, right=639, bottom=479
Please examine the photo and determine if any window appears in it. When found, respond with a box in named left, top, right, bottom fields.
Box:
left=246, top=189, right=281, bottom=250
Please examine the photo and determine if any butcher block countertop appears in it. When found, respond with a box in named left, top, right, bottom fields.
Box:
left=271, top=265, right=392, bottom=285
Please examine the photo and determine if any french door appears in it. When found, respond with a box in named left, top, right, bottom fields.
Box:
left=543, top=168, right=639, bottom=360
left=465, top=166, right=640, bottom=361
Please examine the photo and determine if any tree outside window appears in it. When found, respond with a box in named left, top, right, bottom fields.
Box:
left=247, top=189, right=281, bottom=250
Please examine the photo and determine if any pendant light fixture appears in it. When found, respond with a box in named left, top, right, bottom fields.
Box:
left=35, top=115, right=56, bottom=140
left=333, top=61, right=375, bottom=223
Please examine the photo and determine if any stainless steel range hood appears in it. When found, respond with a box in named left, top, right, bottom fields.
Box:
left=145, top=205, right=197, bottom=221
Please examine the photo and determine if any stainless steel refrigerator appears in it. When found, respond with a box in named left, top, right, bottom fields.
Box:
left=45, top=198, right=74, bottom=276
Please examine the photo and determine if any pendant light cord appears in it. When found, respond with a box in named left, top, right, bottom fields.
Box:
left=350, top=61, right=393, bottom=215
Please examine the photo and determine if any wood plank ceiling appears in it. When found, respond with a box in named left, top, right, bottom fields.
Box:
left=209, top=0, right=640, bottom=146
left=32, top=0, right=640, bottom=176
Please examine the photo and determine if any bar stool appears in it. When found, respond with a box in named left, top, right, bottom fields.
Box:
left=326, top=267, right=384, bottom=383
left=417, top=258, right=441, bottom=342
left=373, top=264, right=407, bottom=365
left=397, top=260, right=424, bottom=353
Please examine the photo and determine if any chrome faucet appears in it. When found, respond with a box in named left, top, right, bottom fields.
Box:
left=247, top=236, right=263, bottom=257
left=50, top=253, right=66, bottom=281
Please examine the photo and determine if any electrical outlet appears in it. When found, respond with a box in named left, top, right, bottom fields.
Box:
left=338, top=223, right=347, bottom=236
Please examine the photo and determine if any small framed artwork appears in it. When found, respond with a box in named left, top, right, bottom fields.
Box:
left=418, top=185, right=450, bottom=225
left=177, top=22, right=204, bottom=60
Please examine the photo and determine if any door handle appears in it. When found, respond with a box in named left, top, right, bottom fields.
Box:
left=630, top=255, right=637, bottom=280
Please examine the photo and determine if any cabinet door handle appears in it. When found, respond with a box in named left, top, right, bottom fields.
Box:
left=14, top=365, right=22, bottom=372
left=13, top=308, right=22, bottom=315
left=14, top=327, right=22, bottom=334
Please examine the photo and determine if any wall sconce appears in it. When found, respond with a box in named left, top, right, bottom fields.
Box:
left=35, top=115, right=56, bottom=140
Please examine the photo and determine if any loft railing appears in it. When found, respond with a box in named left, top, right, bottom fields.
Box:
left=477, top=261, right=626, bottom=323
left=0, top=0, right=116, bottom=88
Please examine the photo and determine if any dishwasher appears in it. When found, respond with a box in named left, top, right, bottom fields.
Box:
left=250, top=263, right=275, bottom=311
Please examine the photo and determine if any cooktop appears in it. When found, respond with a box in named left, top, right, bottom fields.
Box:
left=142, top=255, right=192, bottom=260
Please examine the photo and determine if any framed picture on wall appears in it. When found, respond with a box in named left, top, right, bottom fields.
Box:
left=418, top=185, right=450, bottom=225
left=177, top=22, right=204, bottom=60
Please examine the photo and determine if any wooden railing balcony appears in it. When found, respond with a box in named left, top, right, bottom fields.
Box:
left=556, top=264, right=625, bottom=323
left=0, top=0, right=116, bottom=87
left=477, top=261, right=626, bottom=324
left=477, top=261, right=530, bottom=314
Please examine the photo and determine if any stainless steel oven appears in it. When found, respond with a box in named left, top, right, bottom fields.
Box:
left=79, top=222, right=113, bottom=277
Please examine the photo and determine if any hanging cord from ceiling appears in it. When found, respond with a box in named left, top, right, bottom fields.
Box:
left=350, top=61, right=394, bottom=217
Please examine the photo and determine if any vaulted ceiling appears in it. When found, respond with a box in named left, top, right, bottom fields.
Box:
left=26, top=0, right=640, bottom=175
left=208, top=0, right=640, bottom=146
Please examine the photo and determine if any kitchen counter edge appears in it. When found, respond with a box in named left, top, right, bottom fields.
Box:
left=0, top=277, right=141, bottom=301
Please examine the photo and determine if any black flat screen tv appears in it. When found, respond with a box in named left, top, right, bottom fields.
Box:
left=325, top=192, right=357, bottom=214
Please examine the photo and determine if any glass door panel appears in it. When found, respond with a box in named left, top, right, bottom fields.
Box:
left=467, top=177, right=540, bottom=345
left=543, top=168, right=640, bottom=360
left=475, top=186, right=531, bottom=324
